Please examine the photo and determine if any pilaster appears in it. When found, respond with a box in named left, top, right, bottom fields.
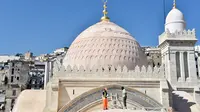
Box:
left=160, top=80, right=170, bottom=108
left=164, top=52, right=169, bottom=79
left=188, top=51, right=198, bottom=83
left=49, top=61, right=53, bottom=79
left=44, top=61, right=49, bottom=89
left=43, top=78, right=59, bottom=112
left=168, top=51, right=177, bottom=84
left=198, top=58, right=200, bottom=78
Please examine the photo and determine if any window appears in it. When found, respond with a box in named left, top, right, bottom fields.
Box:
left=17, top=77, right=19, bottom=80
left=11, top=99, right=15, bottom=104
left=176, top=52, right=181, bottom=79
left=11, top=68, right=14, bottom=74
left=12, top=63, right=15, bottom=67
left=183, top=52, right=189, bottom=78
left=12, top=90, right=16, bottom=96
left=157, top=63, right=160, bottom=66
left=32, top=80, right=35, bottom=84
left=153, top=63, right=155, bottom=67
left=11, top=76, right=14, bottom=83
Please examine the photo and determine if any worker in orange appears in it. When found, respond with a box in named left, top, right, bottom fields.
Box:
left=102, top=88, right=108, bottom=110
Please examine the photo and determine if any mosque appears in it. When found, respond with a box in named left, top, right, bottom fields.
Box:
left=12, top=0, right=200, bottom=112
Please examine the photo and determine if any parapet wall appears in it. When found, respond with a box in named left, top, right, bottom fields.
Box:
left=159, top=29, right=197, bottom=45
left=160, top=29, right=196, bottom=38
left=55, top=65, right=165, bottom=79
left=166, top=29, right=196, bottom=37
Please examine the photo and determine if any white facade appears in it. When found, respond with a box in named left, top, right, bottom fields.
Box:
left=13, top=1, right=200, bottom=112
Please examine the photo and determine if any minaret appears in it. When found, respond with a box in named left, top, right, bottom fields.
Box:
left=100, top=0, right=110, bottom=22
left=159, top=0, right=198, bottom=85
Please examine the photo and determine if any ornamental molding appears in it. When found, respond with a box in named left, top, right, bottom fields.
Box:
left=54, top=64, right=165, bottom=79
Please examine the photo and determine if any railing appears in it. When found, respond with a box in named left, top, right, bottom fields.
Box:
left=109, top=93, right=167, bottom=112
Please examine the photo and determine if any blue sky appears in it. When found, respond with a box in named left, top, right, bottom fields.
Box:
left=0, top=0, right=200, bottom=55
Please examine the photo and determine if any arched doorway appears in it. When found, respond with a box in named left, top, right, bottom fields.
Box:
left=59, top=85, right=163, bottom=112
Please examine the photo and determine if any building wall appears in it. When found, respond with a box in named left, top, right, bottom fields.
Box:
left=142, top=47, right=162, bottom=67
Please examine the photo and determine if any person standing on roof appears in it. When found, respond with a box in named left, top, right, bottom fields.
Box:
left=121, top=86, right=127, bottom=109
left=102, top=88, right=108, bottom=110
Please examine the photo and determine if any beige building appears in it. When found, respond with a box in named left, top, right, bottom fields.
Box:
left=142, top=47, right=161, bottom=67
left=13, top=1, right=200, bottom=112
left=24, top=51, right=33, bottom=61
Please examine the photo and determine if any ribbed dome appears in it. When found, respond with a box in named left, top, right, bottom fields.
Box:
left=165, top=8, right=186, bottom=33
left=63, top=21, right=147, bottom=70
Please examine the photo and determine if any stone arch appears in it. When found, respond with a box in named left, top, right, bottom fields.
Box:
left=58, top=85, right=163, bottom=112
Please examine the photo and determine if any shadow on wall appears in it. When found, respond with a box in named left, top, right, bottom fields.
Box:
left=172, top=93, right=196, bottom=112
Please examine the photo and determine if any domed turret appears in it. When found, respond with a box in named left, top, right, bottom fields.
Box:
left=165, top=0, right=186, bottom=33
left=63, top=1, right=147, bottom=70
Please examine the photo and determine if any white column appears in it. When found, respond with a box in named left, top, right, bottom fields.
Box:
left=44, top=61, right=49, bottom=89
left=198, top=58, right=200, bottom=78
left=180, top=52, right=185, bottom=82
left=49, top=61, right=52, bottom=79
left=188, top=51, right=197, bottom=82
left=165, top=52, right=170, bottom=79
left=168, top=51, right=177, bottom=83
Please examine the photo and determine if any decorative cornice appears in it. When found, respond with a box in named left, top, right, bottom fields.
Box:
left=54, top=64, right=165, bottom=79
left=159, top=29, right=197, bottom=47
left=164, top=29, right=196, bottom=38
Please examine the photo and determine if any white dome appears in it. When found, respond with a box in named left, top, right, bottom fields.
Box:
left=165, top=8, right=185, bottom=33
left=63, top=21, right=147, bottom=70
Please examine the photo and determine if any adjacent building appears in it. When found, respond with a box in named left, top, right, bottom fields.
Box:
left=142, top=46, right=161, bottom=67
left=0, top=48, right=67, bottom=112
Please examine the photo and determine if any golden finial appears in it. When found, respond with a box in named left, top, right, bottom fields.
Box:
left=173, top=0, right=176, bottom=9
left=101, top=0, right=110, bottom=22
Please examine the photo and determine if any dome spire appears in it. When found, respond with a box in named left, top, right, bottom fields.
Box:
left=101, top=0, right=110, bottom=22
left=173, top=0, right=176, bottom=9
